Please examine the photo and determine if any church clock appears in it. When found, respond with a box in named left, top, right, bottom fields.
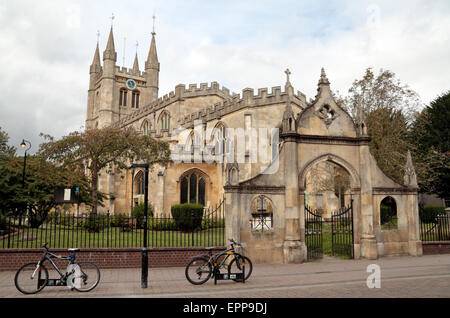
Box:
left=126, top=78, right=137, bottom=90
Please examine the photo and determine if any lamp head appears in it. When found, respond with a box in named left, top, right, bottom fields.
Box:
left=20, top=140, right=26, bottom=148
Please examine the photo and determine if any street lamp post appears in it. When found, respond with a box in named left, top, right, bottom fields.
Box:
left=20, top=139, right=31, bottom=189
left=20, top=140, right=31, bottom=222
left=130, top=162, right=149, bottom=288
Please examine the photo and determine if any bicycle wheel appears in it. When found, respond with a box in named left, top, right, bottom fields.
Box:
left=14, top=262, right=49, bottom=295
left=228, top=255, right=253, bottom=281
left=185, top=257, right=212, bottom=285
left=70, top=262, right=100, bottom=292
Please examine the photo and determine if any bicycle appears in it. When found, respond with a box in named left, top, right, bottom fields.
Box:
left=14, top=243, right=100, bottom=294
left=185, top=239, right=253, bottom=285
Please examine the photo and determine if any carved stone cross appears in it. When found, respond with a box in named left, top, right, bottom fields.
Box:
left=285, top=68, right=291, bottom=83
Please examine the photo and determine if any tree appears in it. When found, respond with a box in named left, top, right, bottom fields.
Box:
left=344, top=68, right=421, bottom=122
left=39, top=126, right=171, bottom=215
left=409, top=91, right=450, bottom=199
left=342, top=68, right=421, bottom=184
left=0, top=155, right=90, bottom=227
left=0, top=126, right=15, bottom=158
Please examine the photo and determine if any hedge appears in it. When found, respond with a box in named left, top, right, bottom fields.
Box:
left=171, top=203, right=204, bottom=232
left=419, top=205, right=446, bottom=223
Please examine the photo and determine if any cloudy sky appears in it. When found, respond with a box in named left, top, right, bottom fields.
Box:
left=1, top=0, right=449, bottom=154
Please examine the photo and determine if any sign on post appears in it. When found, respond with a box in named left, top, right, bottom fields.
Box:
left=54, top=186, right=80, bottom=204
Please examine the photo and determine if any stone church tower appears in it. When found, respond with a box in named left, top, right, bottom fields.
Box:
left=84, top=26, right=160, bottom=213
left=85, top=27, right=160, bottom=130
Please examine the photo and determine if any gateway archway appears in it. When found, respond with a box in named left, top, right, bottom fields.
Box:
left=302, top=157, right=355, bottom=260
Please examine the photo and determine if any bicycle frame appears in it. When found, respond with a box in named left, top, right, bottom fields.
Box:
left=34, top=250, right=75, bottom=281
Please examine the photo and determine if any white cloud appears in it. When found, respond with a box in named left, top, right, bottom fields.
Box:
left=0, top=0, right=449, bottom=153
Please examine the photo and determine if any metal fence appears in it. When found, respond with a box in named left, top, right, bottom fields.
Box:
left=0, top=202, right=225, bottom=249
left=420, top=213, right=450, bottom=242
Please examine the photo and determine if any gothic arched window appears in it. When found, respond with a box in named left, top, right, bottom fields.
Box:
left=250, top=195, right=274, bottom=232
left=160, top=111, right=170, bottom=131
left=141, top=120, right=150, bottom=136
left=132, top=90, right=140, bottom=108
left=380, top=196, right=397, bottom=230
left=179, top=170, right=207, bottom=206
left=134, top=171, right=145, bottom=195
left=119, top=89, right=127, bottom=107
left=210, top=123, right=226, bottom=156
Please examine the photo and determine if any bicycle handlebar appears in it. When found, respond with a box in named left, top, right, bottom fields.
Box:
left=228, top=238, right=241, bottom=246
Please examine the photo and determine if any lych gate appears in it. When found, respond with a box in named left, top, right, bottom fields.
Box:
left=224, top=68, right=422, bottom=264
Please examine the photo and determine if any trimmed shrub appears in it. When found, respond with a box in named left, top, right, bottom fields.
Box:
left=132, top=203, right=154, bottom=229
left=171, top=203, right=204, bottom=232
left=419, top=205, right=445, bottom=223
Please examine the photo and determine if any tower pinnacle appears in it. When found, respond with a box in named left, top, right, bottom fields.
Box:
left=90, top=42, right=101, bottom=74
left=146, top=31, right=159, bottom=70
left=103, top=26, right=117, bottom=62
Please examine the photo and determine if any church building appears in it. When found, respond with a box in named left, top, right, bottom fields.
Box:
left=86, top=25, right=423, bottom=264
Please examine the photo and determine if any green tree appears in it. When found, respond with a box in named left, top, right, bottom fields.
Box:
left=0, top=126, right=15, bottom=158
left=0, top=155, right=90, bottom=227
left=39, top=126, right=171, bottom=215
left=342, top=68, right=421, bottom=184
left=409, top=91, right=450, bottom=199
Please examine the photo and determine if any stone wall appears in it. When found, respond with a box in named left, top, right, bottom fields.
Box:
left=0, top=248, right=223, bottom=271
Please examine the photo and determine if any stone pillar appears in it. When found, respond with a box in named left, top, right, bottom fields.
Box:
left=225, top=190, right=240, bottom=245
left=351, top=190, right=361, bottom=259
left=359, top=143, right=378, bottom=259
left=407, top=192, right=423, bottom=256
left=282, top=136, right=306, bottom=263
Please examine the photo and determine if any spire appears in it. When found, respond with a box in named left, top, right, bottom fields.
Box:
left=356, top=105, right=368, bottom=136
left=318, top=67, right=330, bottom=86
left=314, top=67, right=331, bottom=101
left=90, top=42, right=101, bottom=74
left=404, top=150, right=418, bottom=188
left=146, top=32, right=159, bottom=70
left=103, top=26, right=117, bottom=62
left=132, top=53, right=140, bottom=74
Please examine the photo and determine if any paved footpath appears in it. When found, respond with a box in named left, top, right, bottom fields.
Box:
left=1, top=254, right=449, bottom=298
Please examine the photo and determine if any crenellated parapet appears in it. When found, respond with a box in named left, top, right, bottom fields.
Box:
left=111, top=81, right=307, bottom=130
left=178, top=86, right=307, bottom=127
left=115, top=66, right=144, bottom=78
left=111, top=81, right=232, bottom=128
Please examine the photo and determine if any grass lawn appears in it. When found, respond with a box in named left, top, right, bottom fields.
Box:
left=0, top=224, right=225, bottom=249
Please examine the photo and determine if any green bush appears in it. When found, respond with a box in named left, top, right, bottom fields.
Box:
left=132, top=203, right=154, bottom=229
left=110, top=213, right=128, bottom=228
left=419, top=205, right=445, bottom=223
left=84, top=214, right=109, bottom=233
left=171, top=203, right=204, bottom=232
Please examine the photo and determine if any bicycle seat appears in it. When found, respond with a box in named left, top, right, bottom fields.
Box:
left=205, top=247, right=215, bottom=251
left=68, top=248, right=80, bottom=252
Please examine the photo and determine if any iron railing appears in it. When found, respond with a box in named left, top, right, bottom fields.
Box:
left=420, top=213, right=450, bottom=242
left=0, top=205, right=225, bottom=249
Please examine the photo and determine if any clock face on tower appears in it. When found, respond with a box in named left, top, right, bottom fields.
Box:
left=126, top=78, right=137, bottom=90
